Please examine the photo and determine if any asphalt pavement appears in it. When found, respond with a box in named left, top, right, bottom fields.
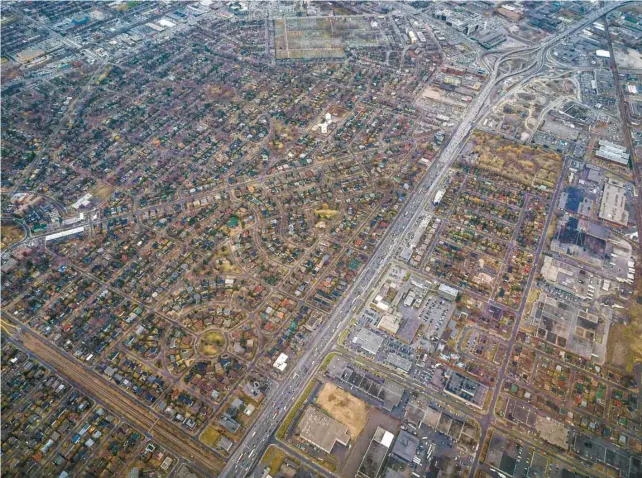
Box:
left=211, top=4, right=629, bottom=476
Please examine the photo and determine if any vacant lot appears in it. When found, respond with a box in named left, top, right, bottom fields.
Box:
left=91, top=184, right=114, bottom=201
left=199, top=424, right=220, bottom=448
left=316, top=382, right=368, bottom=439
left=260, top=445, right=289, bottom=474
left=470, top=131, right=562, bottom=189
left=607, top=282, right=642, bottom=374
left=0, top=222, right=25, bottom=250
left=274, top=17, right=379, bottom=60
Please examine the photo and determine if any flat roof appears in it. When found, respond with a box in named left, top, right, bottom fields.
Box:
left=439, top=283, right=459, bottom=299
left=273, top=353, right=288, bottom=371
left=298, top=406, right=350, bottom=454
left=598, top=139, right=627, bottom=152
left=598, top=182, right=629, bottom=226
left=373, top=427, right=395, bottom=448
left=359, top=428, right=394, bottom=478
left=444, top=371, right=486, bottom=408
left=45, top=226, right=85, bottom=242
left=353, top=328, right=384, bottom=355
left=596, top=149, right=628, bottom=165
left=391, top=430, right=419, bottom=463
left=378, top=313, right=402, bottom=335
left=386, top=352, right=412, bottom=373
left=396, top=317, right=421, bottom=343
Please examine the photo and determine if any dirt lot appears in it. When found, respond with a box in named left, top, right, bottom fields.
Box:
left=316, top=382, right=368, bottom=439
left=199, top=424, right=220, bottom=447
left=274, top=16, right=378, bottom=60
left=0, top=222, right=25, bottom=250
left=606, top=281, right=642, bottom=374
left=91, top=184, right=114, bottom=201
left=470, top=130, right=562, bottom=189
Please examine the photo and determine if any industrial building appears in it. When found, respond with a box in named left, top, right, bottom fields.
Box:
left=595, top=140, right=629, bottom=166
left=438, top=283, right=459, bottom=301
left=353, top=327, right=384, bottom=355
left=357, top=427, right=395, bottom=478
left=598, top=180, right=629, bottom=226
left=391, top=430, right=420, bottom=463
left=298, top=406, right=350, bottom=454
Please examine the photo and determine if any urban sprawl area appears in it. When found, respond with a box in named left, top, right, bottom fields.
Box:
left=1, top=2, right=642, bottom=478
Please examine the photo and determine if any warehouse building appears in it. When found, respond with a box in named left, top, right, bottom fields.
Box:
left=298, top=406, right=350, bottom=454
left=598, top=180, right=629, bottom=226
left=596, top=140, right=629, bottom=166
left=358, top=427, right=395, bottom=478
left=352, top=327, right=384, bottom=355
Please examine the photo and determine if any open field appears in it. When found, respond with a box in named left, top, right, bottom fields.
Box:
left=0, top=221, right=25, bottom=249
left=274, top=17, right=380, bottom=60
left=199, top=330, right=226, bottom=356
left=91, top=184, right=115, bottom=201
left=316, top=382, right=368, bottom=439
left=260, top=445, right=288, bottom=474
left=469, top=131, right=563, bottom=189
left=199, top=424, right=221, bottom=448
left=607, top=281, right=642, bottom=374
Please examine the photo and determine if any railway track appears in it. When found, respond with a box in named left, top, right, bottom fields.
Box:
left=18, top=333, right=224, bottom=476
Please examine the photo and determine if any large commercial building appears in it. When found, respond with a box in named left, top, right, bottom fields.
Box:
left=353, top=327, right=384, bottom=355
left=358, top=427, right=395, bottom=478
left=595, top=140, right=629, bottom=166
left=386, top=352, right=413, bottom=373
left=391, top=430, right=420, bottom=463
left=438, top=283, right=459, bottom=301
left=444, top=370, right=488, bottom=409
left=298, top=406, right=350, bottom=454
left=377, top=313, right=402, bottom=335
left=598, top=180, right=629, bottom=226
left=273, top=353, right=289, bottom=372
left=396, top=317, right=421, bottom=344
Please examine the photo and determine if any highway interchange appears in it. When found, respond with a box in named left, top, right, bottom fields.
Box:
left=2, top=3, right=631, bottom=477
left=223, top=3, right=629, bottom=477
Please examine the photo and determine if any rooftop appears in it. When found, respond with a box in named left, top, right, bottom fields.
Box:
left=391, top=430, right=419, bottom=463
left=353, top=327, right=384, bottom=355
left=298, top=406, right=350, bottom=454
left=598, top=181, right=629, bottom=226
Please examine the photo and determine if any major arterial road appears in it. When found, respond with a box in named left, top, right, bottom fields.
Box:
left=222, top=3, right=626, bottom=476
